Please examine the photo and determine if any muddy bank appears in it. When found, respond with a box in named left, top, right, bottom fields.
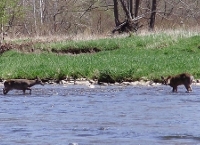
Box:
left=0, top=42, right=103, bottom=55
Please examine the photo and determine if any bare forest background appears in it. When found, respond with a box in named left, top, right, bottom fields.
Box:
left=1, top=0, right=200, bottom=39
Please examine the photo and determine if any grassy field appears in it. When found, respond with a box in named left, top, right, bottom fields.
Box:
left=1, top=31, right=200, bottom=83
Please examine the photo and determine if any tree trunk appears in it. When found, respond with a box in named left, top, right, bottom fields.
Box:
left=39, top=0, right=44, bottom=25
left=129, top=0, right=133, bottom=18
left=32, top=0, right=37, bottom=34
left=113, top=0, right=120, bottom=26
left=119, top=0, right=132, bottom=19
left=112, top=0, right=143, bottom=33
left=149, top=0, right=157, bottom=31
left=134, top=0, right=140, bottom=29
left=135, top=0, right=140, bottom=18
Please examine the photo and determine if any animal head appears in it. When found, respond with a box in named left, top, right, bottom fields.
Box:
left=36, top=77, right=44, bottom=86
left=161, top=76, right=171, bottom=85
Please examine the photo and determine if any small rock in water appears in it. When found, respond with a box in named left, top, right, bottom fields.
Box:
left=99, top=127, right=105, bottom=130
left=88, top=84, right=95, bottom=88
left=69, top=143, right=78, bottom=145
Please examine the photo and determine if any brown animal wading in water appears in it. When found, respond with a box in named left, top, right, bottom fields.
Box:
left=161, top=73, right=194, bottom=92
left=3, top=77, right=44, bottom=95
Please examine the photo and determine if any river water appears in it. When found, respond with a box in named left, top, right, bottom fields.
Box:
left=0, top=84, right=200, bottom=145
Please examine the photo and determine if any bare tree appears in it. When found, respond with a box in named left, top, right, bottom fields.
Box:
left=112, top=0, right=143, bottom=33
left=149, top=0, right=156, bottom=31
left=32, top=0, right=37, bottom=34
left=2, top=0, right=200, bottom=37
left=134, top=0, right=140, bottom=18
left=113, top=0, right=120, bottom=26
left=39, top=0, right=44, bottom=25
left=0, top=0, right=22, bottom=43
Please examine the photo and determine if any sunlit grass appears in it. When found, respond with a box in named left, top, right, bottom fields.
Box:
left=1, top=31, right=200, bottom=83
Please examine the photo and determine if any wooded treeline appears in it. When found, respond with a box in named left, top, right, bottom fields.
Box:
left=1, top=0, right=200, bottom=37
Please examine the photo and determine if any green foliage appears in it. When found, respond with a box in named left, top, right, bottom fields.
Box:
left=0, top=0, right=23, bottom=31
left=1, top=33, right=200, bottom=83
left=0, top=0, right=7, bottom=22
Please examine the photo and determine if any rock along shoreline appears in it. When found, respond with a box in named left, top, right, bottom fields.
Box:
left=0, top=78, right=200, bottom=88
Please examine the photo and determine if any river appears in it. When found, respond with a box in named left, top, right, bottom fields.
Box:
left=0, top=84, right=200, bottom=145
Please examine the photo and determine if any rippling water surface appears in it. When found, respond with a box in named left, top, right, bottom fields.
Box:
left=0, top=84, right=200, bottom=145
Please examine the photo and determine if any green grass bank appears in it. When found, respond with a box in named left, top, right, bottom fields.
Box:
left=1, top=32, right=200, bottom=83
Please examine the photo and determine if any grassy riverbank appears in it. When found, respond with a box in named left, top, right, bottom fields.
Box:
left=1, top=31, right=200, bottom=83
